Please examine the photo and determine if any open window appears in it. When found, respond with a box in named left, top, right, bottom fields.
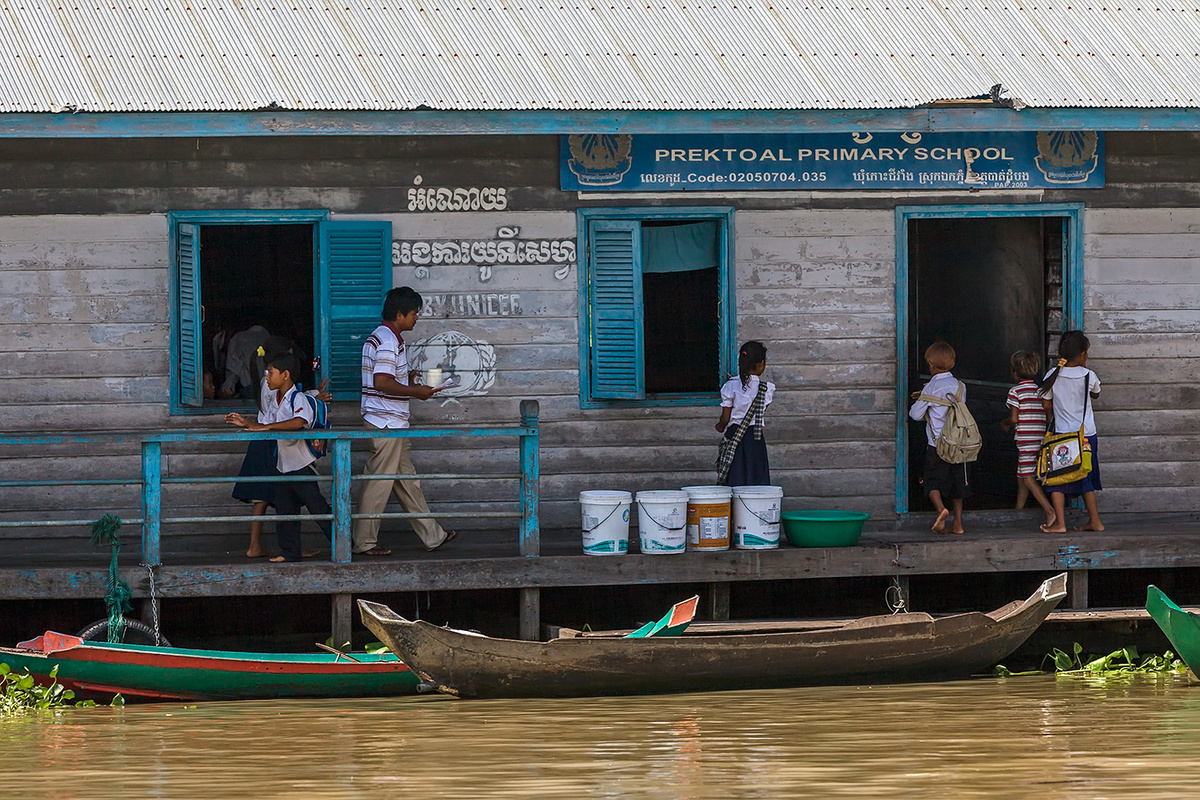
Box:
left=170, top=211, right=392, bottom=411
left=578, top=208, right=736, bottom=407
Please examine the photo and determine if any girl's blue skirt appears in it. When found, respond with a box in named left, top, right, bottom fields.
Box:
left=231, top=439, right=280, bottom=505
left=724, top=425, right=771, bottom=486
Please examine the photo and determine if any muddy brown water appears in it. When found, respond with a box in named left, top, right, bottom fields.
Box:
left=5, top=675, right=1200, bottom=798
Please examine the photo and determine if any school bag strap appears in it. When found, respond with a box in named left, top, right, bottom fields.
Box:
left=916, top=380, right=963, bottom=408
left=715, top=381, right=769, bottom=485
left=290, top=386, right=332, bottom=460
left=917, top=380, right=981, bottom=464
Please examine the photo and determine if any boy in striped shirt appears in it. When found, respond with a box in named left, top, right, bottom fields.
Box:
left=1003, top=350, right=1055, bottom=530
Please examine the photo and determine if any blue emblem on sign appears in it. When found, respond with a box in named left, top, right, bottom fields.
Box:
left=1035, top=132, right=1101, bottom=184
left=566, top=134, right=633, bottom=186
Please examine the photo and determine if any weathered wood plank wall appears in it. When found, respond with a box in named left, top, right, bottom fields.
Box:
left=1, top=131, right=1198, bottom=558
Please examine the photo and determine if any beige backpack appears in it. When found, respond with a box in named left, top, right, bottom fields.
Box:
left=918, top=381, right=982, bottom=464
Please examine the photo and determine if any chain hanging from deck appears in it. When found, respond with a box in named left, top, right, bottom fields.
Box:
left=140, top=562, right=162, bottom=646
left=886, top=576, right=908, bottom=614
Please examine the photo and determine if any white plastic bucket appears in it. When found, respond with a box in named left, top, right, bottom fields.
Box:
left=580, top=490, right=632, bottom=556
left=681, top=485, right=733, bottom=551
left=635, top=490, right=689, bottom=555
left=731, top=485, right=784, bottom=549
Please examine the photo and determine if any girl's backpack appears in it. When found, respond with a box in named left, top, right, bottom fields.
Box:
left=291, top=390, right=332, bottom=460
left=917, top=381, right=982, bottom=464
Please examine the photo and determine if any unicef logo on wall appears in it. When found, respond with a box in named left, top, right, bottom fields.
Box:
left=1035, top=132, right=1100, bottom=184
left=567, top=134, right=634, bottom=186
left=408, top=330, right=497, bottom=404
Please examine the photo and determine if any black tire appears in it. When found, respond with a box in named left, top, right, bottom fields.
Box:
left=77, top=618, right=172, bottom=647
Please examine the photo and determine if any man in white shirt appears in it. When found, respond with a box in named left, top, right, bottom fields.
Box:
left=353, top=287, right=454, bottom=556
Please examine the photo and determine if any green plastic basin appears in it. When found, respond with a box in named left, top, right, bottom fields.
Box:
left=780, top=510, right=870, bottom=547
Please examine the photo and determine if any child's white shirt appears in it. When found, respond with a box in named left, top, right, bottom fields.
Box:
left=720, top=375, right=775, bottom=426
left=910, top=372, right=962, bottom=446
left=261, top=385, right=316, bottom=473
left=1042, top=366, right=1100, bottom=436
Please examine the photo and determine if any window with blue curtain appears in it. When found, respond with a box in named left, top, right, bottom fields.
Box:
left=579, top=208, right=735, bottom=407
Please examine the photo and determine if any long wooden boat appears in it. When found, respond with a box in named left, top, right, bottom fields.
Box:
left=1146, top=585, right=1200, bottom=676
left=0, top=631, right=419, bottom=702
left=359, top=572, right=1068, bottom=699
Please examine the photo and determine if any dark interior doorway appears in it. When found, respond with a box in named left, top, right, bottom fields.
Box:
left=641, top=220, right=721, bottom=394
left=200, top=224, right=315, bottom=405
left=907, top=216, right=1064, bottom=509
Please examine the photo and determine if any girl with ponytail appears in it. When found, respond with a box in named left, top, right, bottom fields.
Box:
left=715, top=341, right=775, bottom=485
left=1038, top=331, right=1105, bottom=533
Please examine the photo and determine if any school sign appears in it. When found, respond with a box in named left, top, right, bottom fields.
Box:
left=561, top=132, right=1104, bottom=191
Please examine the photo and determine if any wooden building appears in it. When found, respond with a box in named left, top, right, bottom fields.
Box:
left=2, top=2, right=1200, bottom=638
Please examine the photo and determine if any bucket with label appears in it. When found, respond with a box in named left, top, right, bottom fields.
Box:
left=635, top=490, right=689, bottom=554
left=681, top=485, right=732, bottom=551
left=579, top=490, right=632, bottom=555
left=731, top=485, right=784, bottom=549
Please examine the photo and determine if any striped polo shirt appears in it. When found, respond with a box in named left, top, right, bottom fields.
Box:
left=360, top=323, right=411, bottom=429
left=1006, top=380, right=1047, bottom=453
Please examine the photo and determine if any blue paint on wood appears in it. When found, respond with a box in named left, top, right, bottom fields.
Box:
left=332, top=438, right=353, bottom=563
left=3, top=108, right=1200, bottom=138
left=519, top=400, right=541, bottom=558
left=141, top=442, right=162, bottom=566
left=2, top=414, right=540, bottom=565
left=318, top=219, right=392, bottom=402
left=577, top=206, right=737, bottom=409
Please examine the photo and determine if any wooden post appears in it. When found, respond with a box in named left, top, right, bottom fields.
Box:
left=519, top=587, right=540, bottom=641
left=331, top=438, right=353, bottom=564
left=140, top=441, right=161, bottom=567
left=1069, top=569, right=1089, bottom=610
left=707, top=582, right=731, bottom=621
left=519, top=400, right=540, bottom=558
left=332, top=593, right=353, bottom=648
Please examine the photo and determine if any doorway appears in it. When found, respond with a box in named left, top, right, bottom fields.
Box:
left=200, top=224, right=316, bottom=405
left=895, top=204, right=1084, bottom=513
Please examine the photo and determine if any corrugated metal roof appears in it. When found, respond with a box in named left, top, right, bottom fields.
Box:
left=1, top=0, right=1198, bottom=112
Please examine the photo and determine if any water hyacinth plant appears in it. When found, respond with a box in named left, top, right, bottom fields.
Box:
left=0, top=661, right=96, bottom=713
left=994, top=643, right=1188, bottom=678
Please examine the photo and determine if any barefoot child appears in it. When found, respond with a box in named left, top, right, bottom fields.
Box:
left=227, top=351, right=332, bottom=562
left=1002, top=350, right=1056, bottom=529
left=715, top=341, right=775, bottom=486
left=1038, top=331, right=1104, bottom=533
left=909, top=342, right=970, bottom=534
left=228, top=336, right=329, bottom=558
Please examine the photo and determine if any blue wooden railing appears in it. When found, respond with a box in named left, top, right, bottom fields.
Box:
left=0, top=399, right=540, bottom=564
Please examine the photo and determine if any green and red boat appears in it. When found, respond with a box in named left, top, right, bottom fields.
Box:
left=0, top=631, right=419, bottom=702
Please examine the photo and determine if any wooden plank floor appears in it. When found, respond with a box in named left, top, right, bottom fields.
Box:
left=2, top=510, right=1199, bottom=600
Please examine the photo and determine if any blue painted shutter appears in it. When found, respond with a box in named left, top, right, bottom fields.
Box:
left=319, top=221, right=392, bottom=401
left=177, top=223, right=204, bottom=407
left=588, top=220, right=644, bottom=399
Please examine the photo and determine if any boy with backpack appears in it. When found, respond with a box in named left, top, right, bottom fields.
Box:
left=227, top=351, right=332, bottom=562
left=909, top=341, right=980, bottom=535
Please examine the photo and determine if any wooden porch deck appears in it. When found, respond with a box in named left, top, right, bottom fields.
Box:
left=4, top=511, right=1199, bottom=641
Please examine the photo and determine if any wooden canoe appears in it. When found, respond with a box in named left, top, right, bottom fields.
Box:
left=1146, top=585, right=1200, bottom=676
left=0, top=631, right=419, bottom=702
left=359, top=572, right=1068, bottom=699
